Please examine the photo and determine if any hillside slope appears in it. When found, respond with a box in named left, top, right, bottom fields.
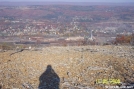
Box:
left=0, top=45, right=134, bottom=89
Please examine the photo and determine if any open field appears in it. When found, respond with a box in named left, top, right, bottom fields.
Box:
left=0, top=45, right=134, bottom=89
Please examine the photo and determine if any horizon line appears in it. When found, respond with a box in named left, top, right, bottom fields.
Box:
left=1, top=1, right=134, bottom=3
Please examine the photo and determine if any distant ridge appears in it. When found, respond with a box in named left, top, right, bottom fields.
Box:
left=0, top=2, right=134, bottom=6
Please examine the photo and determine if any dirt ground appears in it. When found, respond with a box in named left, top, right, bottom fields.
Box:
left=0, top=45, right=134, bottom=89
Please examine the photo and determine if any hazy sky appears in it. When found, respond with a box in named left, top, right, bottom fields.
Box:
left=2, top=0, right=134, bottom=2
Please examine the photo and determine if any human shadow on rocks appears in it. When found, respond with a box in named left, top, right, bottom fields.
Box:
left=38, top=65, right=60, bottom=89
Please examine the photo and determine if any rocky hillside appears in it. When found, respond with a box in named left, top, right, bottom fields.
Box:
left=0, top=45, right=134, bottom=89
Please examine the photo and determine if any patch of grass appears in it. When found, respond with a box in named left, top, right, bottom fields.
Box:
left=0, top=43, right=15, bottom=50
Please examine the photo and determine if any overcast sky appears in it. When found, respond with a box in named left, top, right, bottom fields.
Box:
left=2, top=0, right=134, bottom=2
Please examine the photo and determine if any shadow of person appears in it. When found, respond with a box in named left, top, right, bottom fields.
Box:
left=38, top=65, right=60, bottom=89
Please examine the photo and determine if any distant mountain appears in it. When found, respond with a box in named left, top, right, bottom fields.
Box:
left=0, top=2, right=134, bottom=6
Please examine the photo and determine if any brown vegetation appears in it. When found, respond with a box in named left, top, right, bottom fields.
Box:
left=115, top=34, right=133, bottom=45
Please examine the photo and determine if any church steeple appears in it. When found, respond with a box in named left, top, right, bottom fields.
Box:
left=91, top=30, right=93, bottom=40
left=89, top=30, right=93, bottom=41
